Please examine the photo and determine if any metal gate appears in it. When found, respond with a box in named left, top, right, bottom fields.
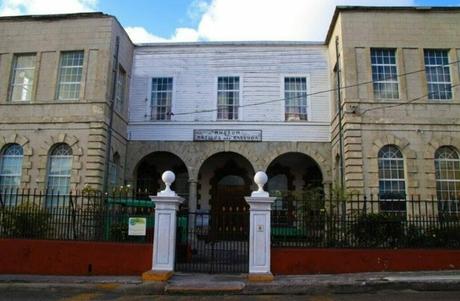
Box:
left=175, top=207, right=249, bottom=273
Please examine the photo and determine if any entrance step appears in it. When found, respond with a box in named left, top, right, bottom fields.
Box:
left=165, top=273, right=246, bottom=294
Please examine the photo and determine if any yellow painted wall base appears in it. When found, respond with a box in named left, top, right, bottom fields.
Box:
left=142, top=270, right=173, bottom=281
left=248, top=273, right=274, bottom=282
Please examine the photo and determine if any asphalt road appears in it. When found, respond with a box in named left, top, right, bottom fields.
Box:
left=2, top=290, right=460, bottom=301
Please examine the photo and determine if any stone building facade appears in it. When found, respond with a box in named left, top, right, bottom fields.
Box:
left=0, top=13, right=133, bottom=192
left=1, top=6, right=459, bottom=206
left=327, top=7, right=460, bottom=200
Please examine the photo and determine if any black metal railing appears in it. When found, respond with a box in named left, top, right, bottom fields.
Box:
left=271, top=192, right=460, bottom=249
left=0, top=189, right=155, bottom=243
left=175, top=208, right=249, bottom=273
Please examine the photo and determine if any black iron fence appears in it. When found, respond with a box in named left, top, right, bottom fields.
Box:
left=0, top=189, right=155, bottom=243
left=271, top=192, right=460, bottom=249
left=175, top=208, right=249, bottom=273
left=3, top=189, right=460, bottom=249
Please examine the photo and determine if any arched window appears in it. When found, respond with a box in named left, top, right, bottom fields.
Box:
left=47, top=144, right=72, bottom=194
left=0, top=144, right=24, bottom=193
left=378, top=145, right=406, bottom=199
left=435, top=146, right=460, bottom=204
left=108, top=152, right=120, bottom=190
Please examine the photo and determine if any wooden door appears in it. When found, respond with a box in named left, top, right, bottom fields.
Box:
left=211, top=185, right=249, bottom=241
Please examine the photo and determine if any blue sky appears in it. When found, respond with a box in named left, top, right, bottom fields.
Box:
left=1, top=0, right=459, bottom=42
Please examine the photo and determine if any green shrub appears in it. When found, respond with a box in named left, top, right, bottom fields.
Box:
left=0, top=201, right=51, bottom=238
left=109, top=222, right=128, bottom=241
left=351, top=213, right=405, bottom=247
left=430, top=224, right=460, bottom=248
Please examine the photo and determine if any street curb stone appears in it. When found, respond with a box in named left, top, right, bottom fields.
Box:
left=1, top=271, right=460, bottom=295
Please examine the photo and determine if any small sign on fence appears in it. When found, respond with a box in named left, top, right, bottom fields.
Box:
left=128, top=217, right=147, bottom=236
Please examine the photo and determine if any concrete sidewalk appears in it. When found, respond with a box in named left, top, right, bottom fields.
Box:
left=1, top=271, right=460, bottom=295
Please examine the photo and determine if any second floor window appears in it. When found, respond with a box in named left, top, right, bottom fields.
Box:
left=9, top=54, right=36, bottom=102
left=217, top=76, right=239, bottom=120
left=371, top=48, right=399, bottom=99
left=151, top=77, right=173, bottom=120
left=57, top=51, right=84, bottom=101
left=115, top=66, right=126, bottom=113
left=284, top=77, right=308, bottom=121
left=424, top=49, right=452, bottom=100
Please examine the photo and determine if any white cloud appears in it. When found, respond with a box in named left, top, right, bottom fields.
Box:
left=196, top=0, right=415, bottom=41
left=125, top=26, right=201, bottom=43
left=130, top=0, right=415, bottom=43
left=125, top=26, right=168, bottom=43
left=173, top=27, right=200, bottom=42
left=0, top=0, right=97, bottom=16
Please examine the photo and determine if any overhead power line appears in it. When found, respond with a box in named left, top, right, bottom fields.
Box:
left=165, top=59, right=459, bottom=117
left=361, top=83, right=460, bottom=114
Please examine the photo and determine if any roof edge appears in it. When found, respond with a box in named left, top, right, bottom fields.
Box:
left=0, top=12, right=111, bottom=22
left=325, top=5, right=460, bottom=44
left=135, top=40, right=325, bottom=48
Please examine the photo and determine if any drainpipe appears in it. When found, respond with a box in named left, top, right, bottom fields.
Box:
left=103, top=36, right=120, bottom=193
left=335, top=36, right=345, bottom=190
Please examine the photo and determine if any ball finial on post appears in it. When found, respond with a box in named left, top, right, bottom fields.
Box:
left=158, top=170, right=177, bottom=196
left=252, top=171, right=269, bottom=197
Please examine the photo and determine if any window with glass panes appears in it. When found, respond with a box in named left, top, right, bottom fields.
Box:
left=9, top=54, right=36, bottom=102
left=108, top=152, right=120, bottom=190
left=424, top=49, right=452, bottom=100
left=217, top=76, right=239, bottom=120
left=284, top=77, right=308, bottom=121
left=378, top=145, right=406, bottom=199
left=46, top=144, right=72, bottom=195
left=115, top=66, right=126, bottom=113
left=371, top=49, right=399, bottom=99
left=56, top=51, right=84, bottom=100
left=435, top=146, right=460, bottom=204
left=151, top=77, right=173, bottom=120
left=0, top=144, right=23, bottom=193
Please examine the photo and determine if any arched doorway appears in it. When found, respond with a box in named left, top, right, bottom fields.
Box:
left=135, top=152, right=188, bottom=201
left=266, top=152, right=323, bottom=195
left=266, top=152, right=324, bottom=243
left=176, top=152, right=253, bottom=273
left=198, top=152, right=254, bottom=235
left=209, top=159, right=252, bottom=222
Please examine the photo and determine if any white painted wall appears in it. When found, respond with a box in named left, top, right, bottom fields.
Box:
left=128, top=42, right=331, bottom=142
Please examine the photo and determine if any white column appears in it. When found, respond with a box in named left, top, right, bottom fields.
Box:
left=245, top=171, right=276, bottom=281
left=143, top=171, right=184, bottom=281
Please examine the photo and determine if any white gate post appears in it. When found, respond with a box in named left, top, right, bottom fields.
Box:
left=142, top=171, right=184, bottom=281
left=245, top=171, right=276, bottom=282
